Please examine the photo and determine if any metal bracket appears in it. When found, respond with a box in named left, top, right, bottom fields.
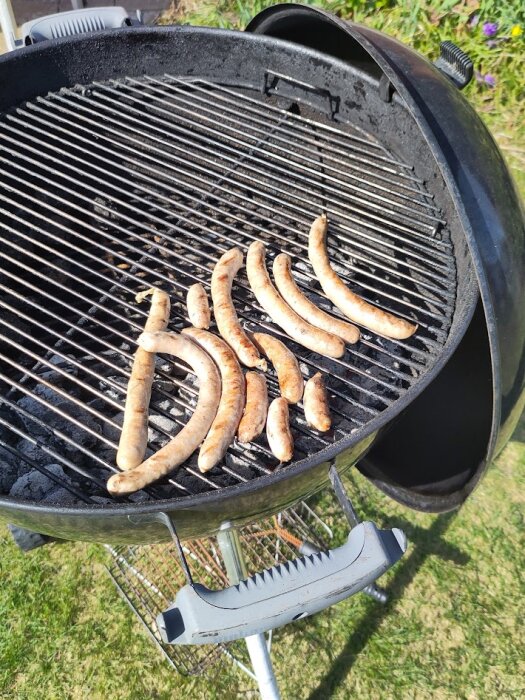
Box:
left=378, top=73, right=395, bottom=103
left=263, top=71, right=340, bottom=119
left=127, top=511, right=193, bottom=585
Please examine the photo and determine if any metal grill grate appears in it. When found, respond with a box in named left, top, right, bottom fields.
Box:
left=0, top=75, right=456, bottom=504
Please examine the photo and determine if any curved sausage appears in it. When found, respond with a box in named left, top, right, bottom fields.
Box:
left=237, top=371, right=268, bottom=444
left=107, top=331, right=221, bottom=495
left=251, top=332, right=303, bottom=404
left=308, top=214, right=417, bottom=340
left=182, top=327, right=245, bottom=472
left=273, top=254, right=360, bottom=345
left=246, top=242, right=345, bottom=358
left=116, top=288, right=170, bottom=471
left=303, top=372, right=332, bottom=432
left=211, top=247, right=266, bottom=369
left=187, top=283, right=211, bottom=329
left=266, top=397, right=294, bottom=462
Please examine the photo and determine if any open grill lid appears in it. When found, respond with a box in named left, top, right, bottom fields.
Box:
left=248, top=3, right=525, bottom=510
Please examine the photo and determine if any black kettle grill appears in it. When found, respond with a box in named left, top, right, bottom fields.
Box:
left=0, top=3, right=523, bottom=548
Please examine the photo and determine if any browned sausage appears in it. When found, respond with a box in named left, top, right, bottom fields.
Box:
left=116, top=288, right=170, bottom=471
left=246, top=241, right=345, bottom=358
left=303, top=372, right=332, bottom=432
left=182, top=327, right=245, bottom=472
left=187, top=283, right=211, bottom=329
left=266, top=397, right=294, bottom=462
left=273, top=253, right=360, bottom=345
left=251, top=332, right=303, bottom=404
left=211, top=247, right=266, bottom=369
left=237, top=371, right=268, bottom=444
left=107, top=331, right=221, bottom=495
left=308, top=214, right=417, bottom=339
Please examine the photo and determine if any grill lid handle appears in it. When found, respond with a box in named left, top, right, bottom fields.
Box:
left=157, top=521, right=407, bottom=644
left=20, top=7, right=142, bottom=46
left=433, top=41, right=474, bottom=89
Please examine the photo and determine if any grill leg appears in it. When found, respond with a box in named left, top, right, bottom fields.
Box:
left=217, top=525, right=281, bottom=700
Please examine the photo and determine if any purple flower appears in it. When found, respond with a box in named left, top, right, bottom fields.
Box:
left=482, top=22, right=498, bottom=37
left=475, top=71, right=497, bottom=88
left=469, top=14, right=479, bottom=28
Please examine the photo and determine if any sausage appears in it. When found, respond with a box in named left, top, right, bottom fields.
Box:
left=303, top=372, right=332, bottom=432
left=251, top=332, right=303, bottom=404
left=308, top=214, right=417, bottom=340
left=187, top=283, right=211, bottom=329
left=237, top=371, right=268, bottom=444
left=182, top=327, right=245, bottom=472
left=116, top=288, right=170, bottom=471
left=246, top=241, right=345, bottom=358
left=266, top=397, right=294, bottom=462
left=107, top=331, right=221, bottom=495
left=211, top=247, right=266, bottom=369
left=273, top=254, right=360, bottom=345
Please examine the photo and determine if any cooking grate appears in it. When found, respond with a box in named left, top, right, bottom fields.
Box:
left=0, top=75, right=456, bottom=503
left=106, top=499, right=332, bottom=676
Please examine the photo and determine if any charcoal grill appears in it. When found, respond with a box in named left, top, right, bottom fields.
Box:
left=0, top=2, right=524, bottom=697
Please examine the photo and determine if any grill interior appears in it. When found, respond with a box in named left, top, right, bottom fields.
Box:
left=0, top=75, right=456, bottom=505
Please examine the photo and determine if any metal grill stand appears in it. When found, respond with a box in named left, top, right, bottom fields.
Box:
left=148, top=468, right=405, bottom=698
left=217, top=525, right=280, bottom=700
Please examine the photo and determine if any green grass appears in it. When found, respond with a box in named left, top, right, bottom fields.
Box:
left=1, top=442, right=524, bottom=699
left=1, top=1, right=524, bottom=698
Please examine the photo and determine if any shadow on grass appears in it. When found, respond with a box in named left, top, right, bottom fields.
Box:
left=308, top=511, right=468, bottom=700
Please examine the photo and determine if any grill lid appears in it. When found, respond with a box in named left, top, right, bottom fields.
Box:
left=248, top=3, right=525, bottom=508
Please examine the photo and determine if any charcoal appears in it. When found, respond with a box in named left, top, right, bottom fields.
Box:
left=0, top=311, right=32, bottom=345
left=99, top=375, right=127, bottom=401
left=41, top=487, right=82, bottom=506
left=90, top=495, right=114, bottom=505
left=93, top=196, right=120, bottom=220
left=0, top=446, right=20, bottom=494
left=14, top=439, right=48, bottom=467
left=17, top=395, right=102, bottom=446
left=36, top=354, right=78, bottom=379
left=102, top=412, right=122, bottom=442
left=178, top=373, right=199, bottom=414
left=128, top=491, right=150, bottom=503
left=9, top=463, right=69, bottom=500
left=40, top=262, right=73, bottom=286
left=18, top=384, right=66, bottom=417
left=151, top=379, right=178, bottom=396
left=149, top=413, right=178, bottom=436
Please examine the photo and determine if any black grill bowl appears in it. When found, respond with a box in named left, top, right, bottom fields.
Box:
left=0, top=22, right=491, bottom=543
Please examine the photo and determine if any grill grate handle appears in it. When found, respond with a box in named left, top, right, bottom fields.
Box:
left=157, top=521, right=407, bottom=644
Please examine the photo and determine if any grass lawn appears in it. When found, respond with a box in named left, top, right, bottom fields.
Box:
left=1, top=1, right=524, bottom=698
